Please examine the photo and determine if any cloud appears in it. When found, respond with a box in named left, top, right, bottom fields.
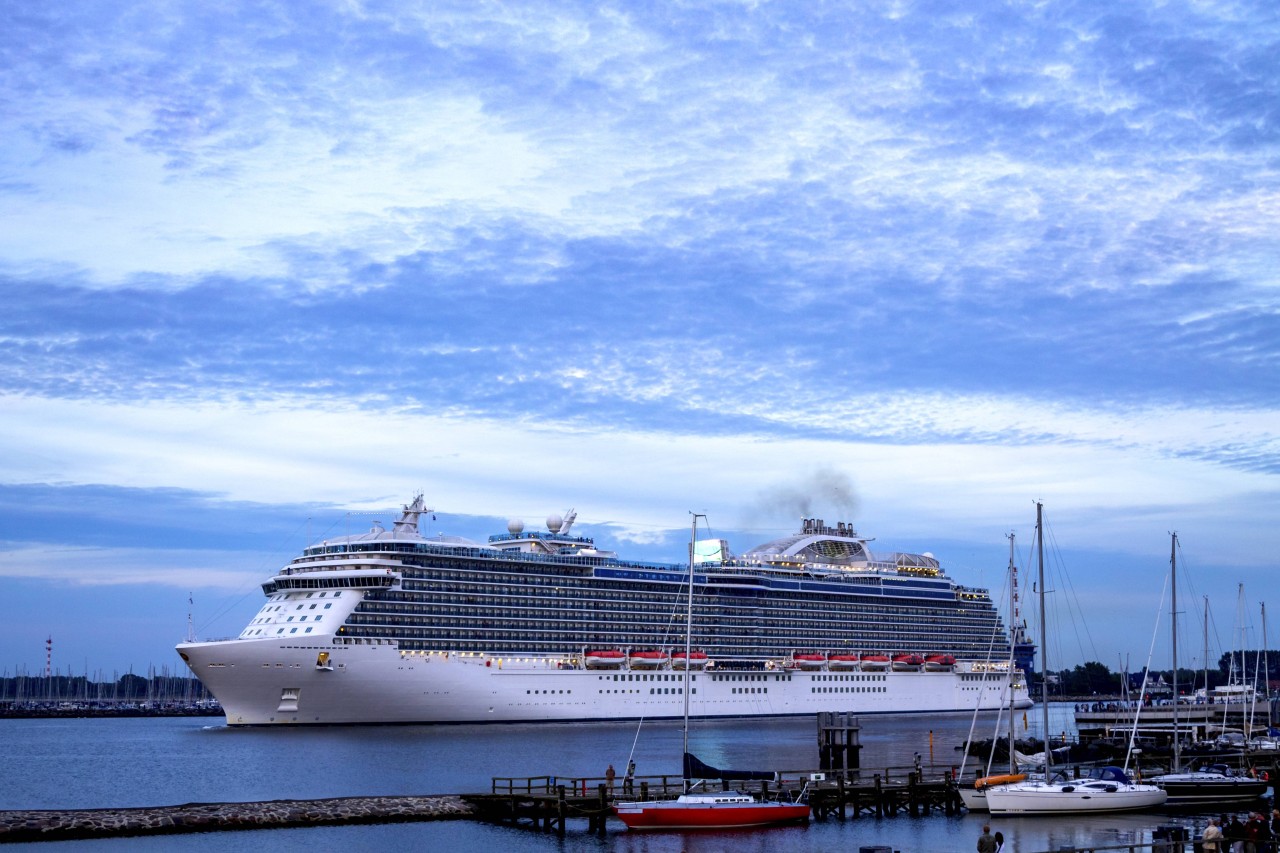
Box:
left=1, top=0, right=1277, bottom=672
left=0, top=543, right=264, bottom=591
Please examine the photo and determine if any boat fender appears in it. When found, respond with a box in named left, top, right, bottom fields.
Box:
left=1103, top=785, right=1117, bottom=793
left=1059, top=786, right=1074, bottom=793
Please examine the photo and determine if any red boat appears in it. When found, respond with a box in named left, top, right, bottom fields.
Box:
left=792, top=653, right=826, bottom=670
left=828, top=654, right=861, bottom=671
left=629, top=650, right=670, bottom=669
left=584, top=650, right=625, bottom=669
left=671, top=650, right=709, bottom=670
left=891, top=653, right=924, bottom=671
left=924, top=653, right=956, bottom=671
left=614, top=791, right=810, bottom=829
left=858, top=653, right=890, bottom=671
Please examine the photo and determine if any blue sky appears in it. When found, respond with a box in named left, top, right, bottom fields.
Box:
left=2, top=1, right=1277, bottom=680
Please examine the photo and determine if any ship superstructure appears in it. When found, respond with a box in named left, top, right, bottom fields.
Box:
left=178, top=496, right=1032, bottom=725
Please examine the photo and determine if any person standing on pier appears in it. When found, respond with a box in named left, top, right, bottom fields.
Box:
left=605, top=764, right=616, bottom=792
left=977, top=824, right=997, bottom=853
left=1202, top=818, right=1223, bottom=853
left=1226, top=814, right=1246, bottom=853
left=623, top=761, right=635, bottom=795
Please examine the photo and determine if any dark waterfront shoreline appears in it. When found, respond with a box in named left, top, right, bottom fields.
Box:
left=0, top=704, right=221, bottom=719
left=0, top=796, right=473, bottom=844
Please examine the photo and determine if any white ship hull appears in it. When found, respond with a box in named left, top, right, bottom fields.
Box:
left=178, top=638, right=1031, bottom=726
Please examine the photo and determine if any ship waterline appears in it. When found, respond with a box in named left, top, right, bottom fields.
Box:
left=178, top=496, right=1032, bottom=725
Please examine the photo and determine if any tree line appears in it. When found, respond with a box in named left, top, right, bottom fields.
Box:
left=1046, top=650, right=1279, bottom=696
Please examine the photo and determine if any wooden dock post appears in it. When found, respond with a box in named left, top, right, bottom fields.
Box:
left=596, top=783, right=607, bottom=837
left=874, top=773, right=883, bottom=817
left=818, top=711, right=863, bottom=775
left=556, top=785, right=566, bottom=836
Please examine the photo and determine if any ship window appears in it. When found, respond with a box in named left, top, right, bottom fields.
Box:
left=290, top=628, right=298, bottom=634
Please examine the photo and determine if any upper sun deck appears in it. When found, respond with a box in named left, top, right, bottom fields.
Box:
left=286, top=501, right=961, bottom=597
left=735, top=517, right=944, bottom=578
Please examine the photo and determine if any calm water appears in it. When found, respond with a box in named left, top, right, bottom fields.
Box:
left=0, top=704, right=1234, bottom=852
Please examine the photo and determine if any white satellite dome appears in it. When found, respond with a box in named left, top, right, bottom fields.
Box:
left=546, top=513, right=563, bottom=533
left=507, top=518, right=525, bottom=535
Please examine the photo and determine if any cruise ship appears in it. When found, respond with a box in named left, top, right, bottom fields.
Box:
left=177, top=496, right=1033, bottom=725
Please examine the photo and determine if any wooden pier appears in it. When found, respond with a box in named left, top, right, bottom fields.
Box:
left=470, top=759, right=966, bottom=834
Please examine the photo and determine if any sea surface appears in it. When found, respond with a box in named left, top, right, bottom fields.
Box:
left=0, top=703, right=1239, bottom=852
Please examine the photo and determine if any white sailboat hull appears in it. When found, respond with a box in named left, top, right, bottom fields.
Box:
left=986, top=782, right=1167, bottom=815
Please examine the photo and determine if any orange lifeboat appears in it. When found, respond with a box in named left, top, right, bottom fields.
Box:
left=828, top=654, right=861, bottom=671
left=891, top=653, right=924, bottom=671
left=585, top=650, right=626, bottom=669
left=792, top=653, right=826, bottom=670
left=858, top=653, right=890, bottom=671
left=924, top=653, right=956, bottom=672
left=629, top=650, right=670, bottom=669
left=671, top=651, right=709, bottom=670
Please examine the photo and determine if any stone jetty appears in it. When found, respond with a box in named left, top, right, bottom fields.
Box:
left=0, top=794, right=475, bottom=843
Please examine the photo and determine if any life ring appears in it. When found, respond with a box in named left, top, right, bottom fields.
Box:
left=1259, top=770, right=1270, bottom=783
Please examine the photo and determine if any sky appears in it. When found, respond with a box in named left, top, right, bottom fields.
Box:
left=1, top=1, right=1277, bottom=681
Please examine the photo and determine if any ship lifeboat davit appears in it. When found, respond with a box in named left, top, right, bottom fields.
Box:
left=892, top=653, right=925, bottom=671
left=629, top=650, right=670, bottom=669
left=924, top=653, right=956, bottom=672
left=585, top=650, right=626, bottom=669
left=671, top=651, right=709, bottom=670
left=828, top=654, right=861, bottom=671
left=793, top=654, right=826, bottom=671
left=858, top=653, right=890, bottom=672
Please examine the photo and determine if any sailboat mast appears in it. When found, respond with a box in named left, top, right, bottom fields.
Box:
left=1171, top=532, right=1180, bottom=771
left=1202, top=596, right=1209, bottom=703
left=683, top=513, right=703, bottom=767
left=1007, top=531, right=1018, bottom=775
left=1036, top=501, right=1050, bottom=770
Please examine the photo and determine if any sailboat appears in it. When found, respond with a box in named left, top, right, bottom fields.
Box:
left=959, top=532, right=1028, bottom=812
left=985, top=503, right=1167, bottom=815
left=1149, top=535, right=1268, bottom=806
left=613, top=514, right=811, bottom=830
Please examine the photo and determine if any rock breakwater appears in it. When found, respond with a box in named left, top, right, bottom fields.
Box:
left=0, top=794, right=476, bottom=843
